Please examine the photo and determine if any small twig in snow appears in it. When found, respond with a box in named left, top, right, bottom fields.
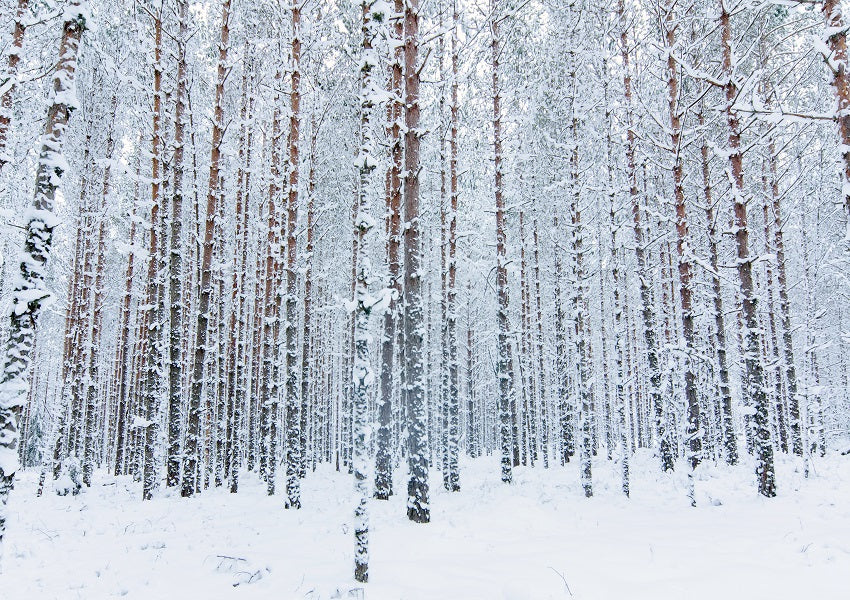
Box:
left=548, top=566, right=573, bottom=597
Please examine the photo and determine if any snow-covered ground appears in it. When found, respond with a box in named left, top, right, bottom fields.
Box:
left=2, top=451, right=849, bottom=599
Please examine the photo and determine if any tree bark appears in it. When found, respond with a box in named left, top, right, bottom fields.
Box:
left=284, top=0, right=303, bottom=510
left=491, top=0, right=514, bottom=486
left=720, top=1, right=775, bottom=497
left=404, top=0, right=430, bottom=522
left=0, top=0, right=29, bottom=174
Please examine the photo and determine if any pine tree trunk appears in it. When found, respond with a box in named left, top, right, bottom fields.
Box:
left=182, top=0, right=230, bottom=497
left=720, top=1, right=775, bottom=497
left=226, top=41, right=254, bottom=494
left=352, top=3, right=383, bottom=581
left=662, top=4, right=701, bottom=475
left=374, top=0, right=404, bottom=500
left=491, top=1, right=514, bottom=486
left=142, top=4, right=166, bottom=500
left=697, top=106, right=737, bottom=465
left=619, top=0, right=671, bottom=472
left=259, top=69, right=284, bottom=492
left=166, top=0, right=190, bottom=490
left=531, top=218, right=549, bottom=468
left=0, top=7, right=87, bottom=544
left=445, top=0, right=461, bottom=491
left=404, top=0, right=430, bottom=522
left=604, top=63, right=628, bottom=495
left=114, top=176, right=140, bottom=476
left=284, top=1, right=303, bottom=510
left=823, top=0, right=850, bottom=244
left=766, top=139, right=803, bottom=456
left=299, top=113, right=317, bottom=480
left=0, top=0, right=29, bottom=174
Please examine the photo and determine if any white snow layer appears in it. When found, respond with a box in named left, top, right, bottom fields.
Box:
left=1, top=451, right=848, bottom=599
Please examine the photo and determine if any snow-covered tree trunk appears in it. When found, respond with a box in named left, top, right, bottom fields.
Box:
left=0, top=0, right=29, bottom=174
left=299, top=111, right=317, bottom=481
left=259, top=64, right=284, bottom=492
left=661, top=1, right=701, bottom=477
left=351, top=1, right=385, bottom=580
left=617, top=0, right=671, bottom=473
left=182, top=0, right=230, bottom=497
left=284, top=0, right=303, bottom=510
left=765, top=135, right=803, bottom=456
left=225, top=40, right=254, bottom=494
left=565, top=15, right=592, bottom=498
left=821, top=0, right=850, bottom=243
left=719, top=0, right=775, bottom=497
left=445, top=0, right=461, bottom=491
left=166, top=0, right=190, bottom=490
left=375, top=0, right=404, bottom=501
left=531, top=218, right=549, bottom=468
left=403, top=0, right=430, bottom=522
left=0, top=0, right=88, bottom=551
left=603, top=58, right=628, bottom=495
left=553, top=209, right=572, bottom=466
left=697, top=106, right=737, bottom=465
left=114, top=172, right=141, bottom=476
left=491, top=0, right=514, bottom=486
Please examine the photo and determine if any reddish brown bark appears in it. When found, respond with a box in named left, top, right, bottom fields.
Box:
left=0, top=0, right=28, bottom=174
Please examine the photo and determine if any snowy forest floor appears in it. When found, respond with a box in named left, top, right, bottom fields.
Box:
left=2, top=451, right=849, bottom=600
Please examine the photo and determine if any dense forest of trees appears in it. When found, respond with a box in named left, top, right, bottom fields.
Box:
left=2, top=0, right=850, bottom=582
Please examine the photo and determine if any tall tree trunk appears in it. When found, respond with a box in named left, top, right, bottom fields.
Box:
left=141, top=4, right=165, bottom=501
left=352, top=3, right=383, bottom=581
left=761, top=172, right=788, bottom=453
left=662, top=2, right=701, bottom=476
left=554, top=211, right=572, bottom=465
left=697, top=106, right=737, bottom=465
left=618, top=0, right=672, bottom=472
left=284, top=0, right=303, bottom=510
left=0, top=5, right=87, bottom=545
left=182, top=0, right=230, bottom=497
left=823, top=0, right=850, bottom=243
left=167, top=0, right=189, bottom=489
left=604, top=60, right=628, bottom=495
left=299, top=112, right=317, bottom=481
left=445, top=0, right=461, bottom=492
left=226, top=41, right=254, bottom=494
left=766, top=138, right=803, bottom=456
left=404, top=0, right=430, bottom=523
left=0, top=0, right=29, bottom=174
left=374, top=0, right=404, bottom=501
left=531, top=218, right=549, bottom=468
left=491, top=0, right=514, bottom=486
left=114, top=161, right=141, bottom=476
left=720, top=1, right=775, bottom=497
